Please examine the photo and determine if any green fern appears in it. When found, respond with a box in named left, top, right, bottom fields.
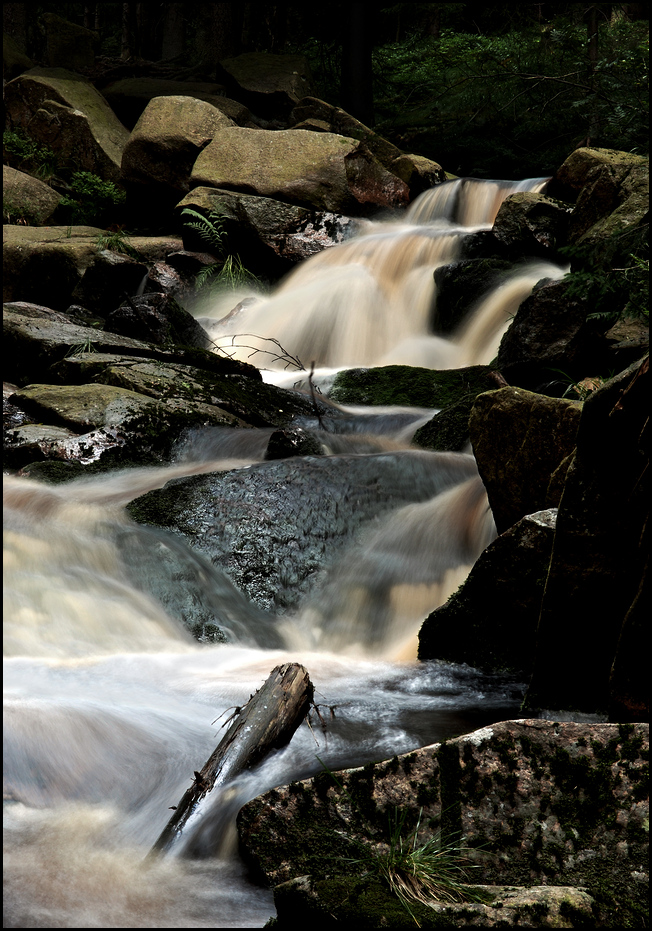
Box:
left=180, top=207, right=227, bottom=255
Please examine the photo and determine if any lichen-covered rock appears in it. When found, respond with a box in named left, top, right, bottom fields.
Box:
left=121, top=95, right=235, bottom=195
left=238, top=719, right=649, bottom=927
left=272, top=875, right=597, bottom=928
left=4, top=67, right=130, bottom=183
left=468, top=386, right=582, bottom=534
left=3, top=165, right=62, bottom=225
left=190, top=126, right=410, bottom=214
left=419, top=509, right=557, bottom=672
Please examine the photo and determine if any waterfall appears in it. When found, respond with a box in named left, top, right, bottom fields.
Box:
left=4, top=176, right=557, bottom=928
left=197, top=176, right=564, bottom=372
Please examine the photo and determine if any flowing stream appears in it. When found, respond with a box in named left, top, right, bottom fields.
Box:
left=4, top=177, right=564, bottom=928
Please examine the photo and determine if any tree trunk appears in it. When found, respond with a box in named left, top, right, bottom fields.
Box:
left=148, top=663, right=314, bottom=859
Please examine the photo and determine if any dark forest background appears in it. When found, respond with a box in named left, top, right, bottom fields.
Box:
left=3, top=2, right=649, bottom=177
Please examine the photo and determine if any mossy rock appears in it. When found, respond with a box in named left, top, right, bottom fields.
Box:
left=330, top=365, right=502, bottom=413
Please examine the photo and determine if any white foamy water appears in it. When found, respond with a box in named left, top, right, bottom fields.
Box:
left=4, top=175, right=557, bottom=927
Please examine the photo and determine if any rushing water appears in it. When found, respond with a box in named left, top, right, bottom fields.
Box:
left=4, top=177, right=563, bottom=928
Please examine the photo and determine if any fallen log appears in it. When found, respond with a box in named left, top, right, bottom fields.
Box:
left=148, top=662, right=314, bottom=859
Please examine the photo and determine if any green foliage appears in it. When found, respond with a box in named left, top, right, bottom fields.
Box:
left=180, top=207, right=260, bottom=294
left=346, top=807, right=488, bottom=927
left=59, top=171, right=126, bottom=226
left=296, top=13, right=648, bottom=178
left=3, top=130, right=59, bottom=180
left=180, top=207, right=227, bottom=254
left=95, top=228, right=141, bottom=259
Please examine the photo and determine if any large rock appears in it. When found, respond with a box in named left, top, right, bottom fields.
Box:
left=548, top=147, right=648, bottom=255
left=3, top=301, right=258, bottom=387
left=176, top=187, right=360, bottom=279
left=469, top=386, right=581, bottom=534
left=3, top=226, right=185, bottom=310
left=3, top=165, right=62, bottom=225
left=238, top=719, right=649, bottom=927
left=101, top=77, right=246, bottom=130
left=491, top=191, right=571, bottom=259
left=495, top=276, right=611, bottom=391
left=525, top=357, right=649, bottom=719
left=219, top=52, right=313, bottom=119
left=433, top=259, right=516, bottom=334
left=289, top=96, right=447, bottom=198
left=127, top=450, right=479, bottom=614
left=104, top=293, right=211, bottom=349
left=121, top=96, right=235, bottom=196
left=4, top=67, right=130, bottom=183
left=419, top=509, right=557, bottom=673
left=190, top=126, right=410, bottom=215
left=330, top=365, right=499, bottom=410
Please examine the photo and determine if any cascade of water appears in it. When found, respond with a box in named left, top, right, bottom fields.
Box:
left=198, top=175, right=558, bottom=371
left=4, top=175, right=555, bottom=928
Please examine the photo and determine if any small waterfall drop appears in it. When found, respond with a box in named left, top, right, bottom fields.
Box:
left=198, top=176, right=564, bottom=371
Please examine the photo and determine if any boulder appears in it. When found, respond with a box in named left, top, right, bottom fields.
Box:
left=289, top=96, right=446, bottom=198
left=3, top=226, right=185, bottom=310
left=101, top=77, right=246, bottom=130
left=525, top=356, right=649, bottom=719
left=433, top=259, right=516, bottom=334
left=3, top=225, right=105, bottom=309
left=121, top=96, right=235, bottom=195
left=219, top=52, right=313, bottom=119
left=3, top=301, right=259, bottom=387
left=40, top=12, right=98, bottom=71
left=3, top=165, right=62, bottom=225
left=238, top=719, right=649, bottom=927
left=104, top=293, right=211, bottom=349
left=127, top=450, right=478, bottom=614
left=418, top=509, right=557, bottom=673
left=176, top=187, right=360, bottom=279
left=495, top=276, right=612, bottom=391
left=548, top=146, right=649, bottom=249
left=469, top=386, right=582, bottom=534
left=491, top=191, right=571, bottom=259
left=190, top=126, right=410, bottom=215
left=4, top=67, right=130, bottom=183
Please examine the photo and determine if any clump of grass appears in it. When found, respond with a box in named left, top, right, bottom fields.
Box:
left=348, top=807, right=489, bottom=926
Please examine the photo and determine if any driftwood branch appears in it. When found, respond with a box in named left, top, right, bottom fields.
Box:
left=148, top=662, right=314, bottom=859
